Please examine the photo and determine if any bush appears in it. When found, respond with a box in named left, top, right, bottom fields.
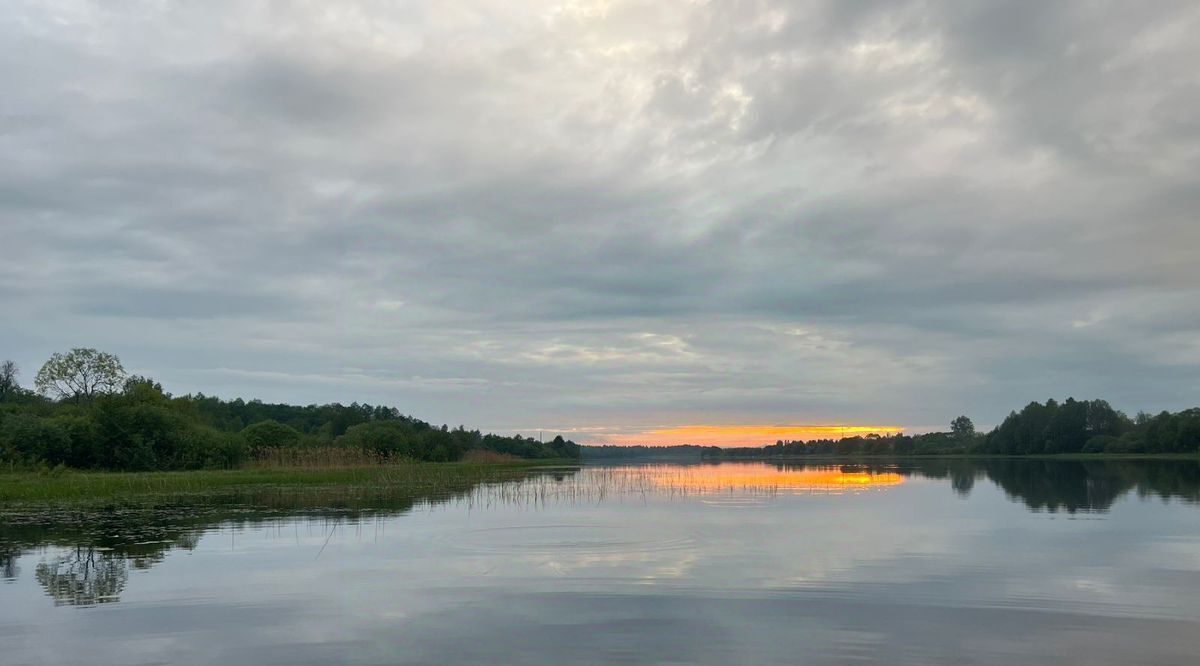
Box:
left=51, top=414, right=102, bottom=468
left=0, top=414, right=71, bottom=465
left=1103, top=433, right=1146, bottom=454
left=1083, top=436, right=1119, bottom=454
left=184, top=428, right=246, bottom=469
left=241, top=420, right=302, bottom=450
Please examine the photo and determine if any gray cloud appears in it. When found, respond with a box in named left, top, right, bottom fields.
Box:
left=2, top=1, right=1197, bottom=440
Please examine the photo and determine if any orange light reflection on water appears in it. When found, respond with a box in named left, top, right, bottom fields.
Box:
left=630, top=464, right=905, bottom=496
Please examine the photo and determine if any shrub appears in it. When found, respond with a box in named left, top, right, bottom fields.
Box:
left=241, top=420, right=302, bottom=450
left=0, top=414, right=71, bottom=465
left=1083, top=436, right=1119, bottom=454
left=185, top=428, right=246, bottom=469
left=1103, top=433, right=1146, bottom=454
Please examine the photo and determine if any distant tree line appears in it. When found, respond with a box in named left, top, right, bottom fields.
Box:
left=980, top=398, right=1199, bottom=455
left=0, top=349, right=580, bottom=471
left=583, top=399, right=1200, bottom=459
left=581, top=444, right=709, bottom=460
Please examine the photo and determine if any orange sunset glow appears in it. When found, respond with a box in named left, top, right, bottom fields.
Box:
left=604, top=424, right=905, bottom=447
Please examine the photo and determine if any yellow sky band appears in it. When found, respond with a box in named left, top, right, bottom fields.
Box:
left=606, top=424, right=905, bottom=447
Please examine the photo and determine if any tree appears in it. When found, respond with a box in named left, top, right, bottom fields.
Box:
left=34, top=348, right=126, bottom=403
left=241, top=420, right=302, bottom=450
left=0, top=414, right=73, bottom=464
left=1044, top=397, right=1088, bottom=453
left=123, top=375, right=167, bottom=397
left=1085, top=399, right=1128, bottom=437
left=0, top=360, right=18, bottom=402
left=951, top=415, right=976, bottom=439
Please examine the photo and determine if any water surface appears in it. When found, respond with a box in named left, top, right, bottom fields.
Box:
left=4, top=459, right=1200, bottom=665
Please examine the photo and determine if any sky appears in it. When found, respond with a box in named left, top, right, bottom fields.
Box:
left=2, top=1, right=1198, bottom=446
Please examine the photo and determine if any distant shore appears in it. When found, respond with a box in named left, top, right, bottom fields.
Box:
left=582, top=448, right=1200, bottom=462
left=699, top=453, right=1200, bottom=462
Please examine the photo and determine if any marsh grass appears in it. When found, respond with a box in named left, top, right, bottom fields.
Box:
left=245, top=447, right=527, bottom=468
left=451, top=464, right=907, bottom=509
left=247, top=447, right=412, bottom=469
left=0, top=461, right=574, bottom=505
left=459, top=449, right=523, bottom=463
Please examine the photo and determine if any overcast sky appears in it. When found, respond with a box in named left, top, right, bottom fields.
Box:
left=3, top=1, right=1198, bottom=443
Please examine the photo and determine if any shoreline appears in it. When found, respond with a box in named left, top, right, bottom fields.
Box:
left=0, top=460, right=579, bottom=505
left=696, top=453, right=1200, bottom=462
left=5, top=454, right=1198, bottom=505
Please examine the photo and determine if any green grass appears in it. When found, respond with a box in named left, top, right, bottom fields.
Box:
left=0, top=460, right=578, bottom=504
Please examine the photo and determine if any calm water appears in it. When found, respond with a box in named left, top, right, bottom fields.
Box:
left=4, top=459, right=1200, bottom=665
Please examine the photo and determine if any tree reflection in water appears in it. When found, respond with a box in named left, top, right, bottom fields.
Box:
left=834, top=458, right=1200, bottom=513
left=35, top=547, right=129, bottom=607
left=3, top=460, right=1200, bottom=606
left=2, top=467, right=580, bottom=606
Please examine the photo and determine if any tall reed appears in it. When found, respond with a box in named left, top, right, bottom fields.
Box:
left=247, top=447, right=413, bottom=470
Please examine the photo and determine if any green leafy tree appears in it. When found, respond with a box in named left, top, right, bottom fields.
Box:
left=123, top=375, right=167, bottom=397
left=241, top=420, right=302, bottom=450
left=337, top=421, right=420, bottom=458
left=0, top=414, right=72, bottom=464
left=1085, top=400, right=1127, bottom=438
left=0, top=360, right=18, bottom=402
left=34, top=349, right=126, bottom=403
left=1044, top=397, right=1089, bottom=453
left=951, top=415, right=976, bottom=439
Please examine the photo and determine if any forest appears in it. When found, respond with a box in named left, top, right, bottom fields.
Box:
left=0, top=349, right=580, bottom=471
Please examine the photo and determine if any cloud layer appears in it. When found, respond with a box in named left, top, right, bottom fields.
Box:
left=3, top=1, right=1198, bottom=441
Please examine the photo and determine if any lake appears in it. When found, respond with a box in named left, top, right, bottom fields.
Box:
left=4, top=459, right=1200, bottom=665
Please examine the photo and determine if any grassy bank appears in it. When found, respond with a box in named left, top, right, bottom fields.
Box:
left=0, top=460, right=578, bottom=504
